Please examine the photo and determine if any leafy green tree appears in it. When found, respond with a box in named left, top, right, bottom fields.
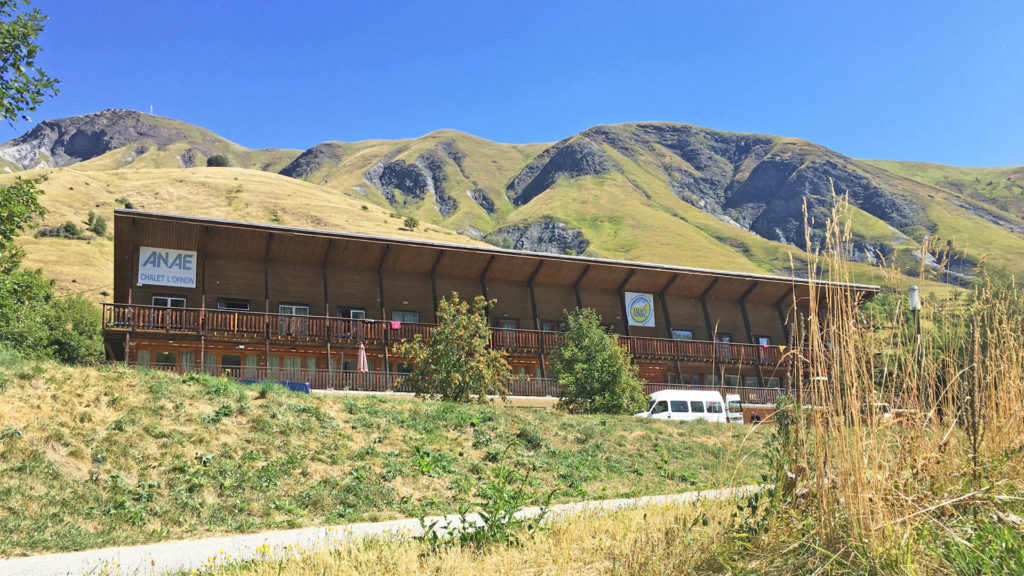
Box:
left=0, top=0, right=59, bottom=124
left=0, top=174, right=46, bottom=243
left=206, top=154, right=229, bottom=167
left=550, top=308, right=647, bottom=414
left=393, top=292, right=511, bottom=402
left=403, top=215, right=418, bottom=230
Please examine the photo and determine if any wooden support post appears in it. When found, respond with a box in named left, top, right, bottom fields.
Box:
left=479, top=255, right=495, bottom=322
left=657, top=274, right=682, bottom=383
left=527, top=261, right=546, bottom=379
left=739, top=282, right=765, bottom=388
left=264, top=233, right=272, bottom=363
left=572, top=265, right=590, bottom=311
left=775, top=291, right=792, bottom=344
left=199, top=229, right=207, bottom=372
left=376, top=245, right=390, bottom=375
left=617, top=270, right=636, bottom=337
left=699, top=278, right=718, bottom=340
left=322, top=239, right=332, bottom=383
left=429, top=251, right=443, bottom=316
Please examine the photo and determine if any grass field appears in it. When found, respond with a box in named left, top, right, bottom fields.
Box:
left=0, top=350, right=766, bottom=557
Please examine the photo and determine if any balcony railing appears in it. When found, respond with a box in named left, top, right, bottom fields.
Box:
left=129, top=362, right=782, bottom=403
left=103, top=303, right=787, bottom=366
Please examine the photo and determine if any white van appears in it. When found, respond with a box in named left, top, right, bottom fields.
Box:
left=634, top=390, right=735, bottom=424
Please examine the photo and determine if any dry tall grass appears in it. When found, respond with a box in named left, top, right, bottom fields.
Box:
left=755, top=195, right=1024, bottom=572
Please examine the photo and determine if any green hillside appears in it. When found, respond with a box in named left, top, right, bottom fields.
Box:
left=5, top=111, right=1022, bottom=299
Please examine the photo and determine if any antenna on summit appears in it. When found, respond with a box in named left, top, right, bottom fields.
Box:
left=149, top=105, right=153, bottom=114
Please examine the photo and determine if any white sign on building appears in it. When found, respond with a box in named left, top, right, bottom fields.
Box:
left=624, top=292, right=656, bottom=327
left=138, top=246, right=197, bottom=288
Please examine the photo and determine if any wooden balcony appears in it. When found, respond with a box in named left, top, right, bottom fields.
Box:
left=103, top=303, right=787, bottom=367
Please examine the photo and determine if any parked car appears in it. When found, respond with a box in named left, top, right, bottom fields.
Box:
left=634, top=390, right=734, bottom=424
left=725, top=393, right=744, bottom=424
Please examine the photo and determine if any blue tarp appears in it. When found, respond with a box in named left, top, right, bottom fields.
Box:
left=238, top=380, right=311, bottom=394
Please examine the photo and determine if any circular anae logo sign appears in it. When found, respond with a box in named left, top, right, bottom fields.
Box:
left=628, top=294, right=653, bottom=324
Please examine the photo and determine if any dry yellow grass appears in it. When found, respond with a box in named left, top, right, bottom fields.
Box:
left=200, top=502, right=731, bottom=576
left=4, top=166, right=487, bottom=300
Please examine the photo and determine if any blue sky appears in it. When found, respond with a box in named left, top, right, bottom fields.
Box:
left=7, top=1, right=1023, bottom=166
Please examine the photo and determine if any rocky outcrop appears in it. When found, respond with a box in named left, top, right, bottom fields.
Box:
left=279, top=142, right=345, bottom=179
left=485, top=218, right=589, bottom=255
left=468, top=188, right=495, bottom=214
left=506, top=137, right=613, bottom=205
left=178, top=147, right=200, bottom=168
left=363, top=150, right=459, bottom=217
left=507, top=123, right=931, bottom=258
left=0, top=109, right=194, bottom=169
left=438, top=140, right=467, bottom=178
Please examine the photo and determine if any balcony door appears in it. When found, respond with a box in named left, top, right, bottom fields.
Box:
left=279, top=304, right=310, bottom=337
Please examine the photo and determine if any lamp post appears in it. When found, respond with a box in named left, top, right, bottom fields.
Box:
left=908, top=286, right=925, bottom=407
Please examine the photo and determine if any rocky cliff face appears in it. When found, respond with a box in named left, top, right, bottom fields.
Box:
left=363, top=147, right=459, bottom=217
left=0, top=109, right=195, bottom=169
left=279, top=142, right=345, bottom=179
left=509, top=123, right=930, bottom=254
left=485, top=218, right=589, bottom=255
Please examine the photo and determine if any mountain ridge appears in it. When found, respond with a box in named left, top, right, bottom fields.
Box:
left=2, top=110, right=1022, bottom=299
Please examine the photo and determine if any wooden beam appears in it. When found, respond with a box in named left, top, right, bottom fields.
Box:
left=699, top=278, right=718, bottom=340
left=480, top=254, right=495, bottom=322
left=739, top=281, right=765, bottom=388
left=429, top=250, right=443, bottom=315
left=616, top=270, right=636, bottom=337
left=572, top=265, right=590, bottom=310
left=527, top=261, right=546, bottom=379
left=199, top=227, right=207, bottom=370
left=775, top=290, right=792, bottom=344
left=322, top=239, right=333, bottom=381
left=656, top=274, right=682, bottom=383
left=263, top=232, right=272, bottom=360
left=376, top=245, right=390, bottom=376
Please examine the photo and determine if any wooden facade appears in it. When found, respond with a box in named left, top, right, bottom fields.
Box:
left=103, top=210, right=880, bottom=398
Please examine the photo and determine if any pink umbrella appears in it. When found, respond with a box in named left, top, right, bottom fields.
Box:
left=357, top=343, right=369, bottom=373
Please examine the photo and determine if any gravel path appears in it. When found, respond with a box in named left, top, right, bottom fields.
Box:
left=0, top=486, right=759, bottom=576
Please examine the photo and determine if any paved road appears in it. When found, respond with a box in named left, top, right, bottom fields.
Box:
left=0, top=486, right=758, bottom=576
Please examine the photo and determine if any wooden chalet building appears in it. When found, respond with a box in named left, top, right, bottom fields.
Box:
left=102, top=210, right=879, bottom=401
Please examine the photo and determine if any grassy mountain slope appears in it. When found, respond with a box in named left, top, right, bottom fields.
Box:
left=5, top=111, right=1021, bottom=300
left=0, top=351, right=763, bottom=555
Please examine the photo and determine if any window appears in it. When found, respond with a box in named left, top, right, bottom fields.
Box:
left=755, top=335, right=771, bottom=346
left=716, top=334, right=733, bottom=343
left=707, top=402, right=723, bottom=414
left=243, top=354, right=258, bottom=378
left=217, top=298, right=251, bottom=311
left=670, top=400, right=689, bottom=413
left=745, top=376, right=760, bottom=388
left=182, top=351, right=195, bottom=371
left=396, top=362, right=413, bottom=374
left=690, top=400, right=706, bottom=413
left=497, top=319, right=517, bottom=347
left=540, top=321, right=561, bottom=332
left=724, top=375, right=741, bottom=386
left=152, top=295, right=186, bottom=308
left=338, top=307, right=366, bottom=319
left=279, top=304, right=310, bottom=337
left=499, top=319, right=518, bottom=330
left=155, top=351, right=176, bottom=368
left=136, top=349, right=151, bottom=367
left=651, top=401, right=669, bottom=415
left=764, top=377, right=780, bottom=388
left=391, top=310, right=419, bottom=323
left=671, top=329, right=694, bottom=340
left=221, top=354, right=242, bottom=373
left=679, top=373, right=702, bottom=386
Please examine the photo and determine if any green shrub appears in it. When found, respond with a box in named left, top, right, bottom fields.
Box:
left=393, top=292, right=512, bottom=402
left=88, top=215, right=107, bottom=237
left=549, top=308, right=647, bottom=414
left=206, top=154, right=229, bottom=167
left=403, top=216, right=418, bottom=230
